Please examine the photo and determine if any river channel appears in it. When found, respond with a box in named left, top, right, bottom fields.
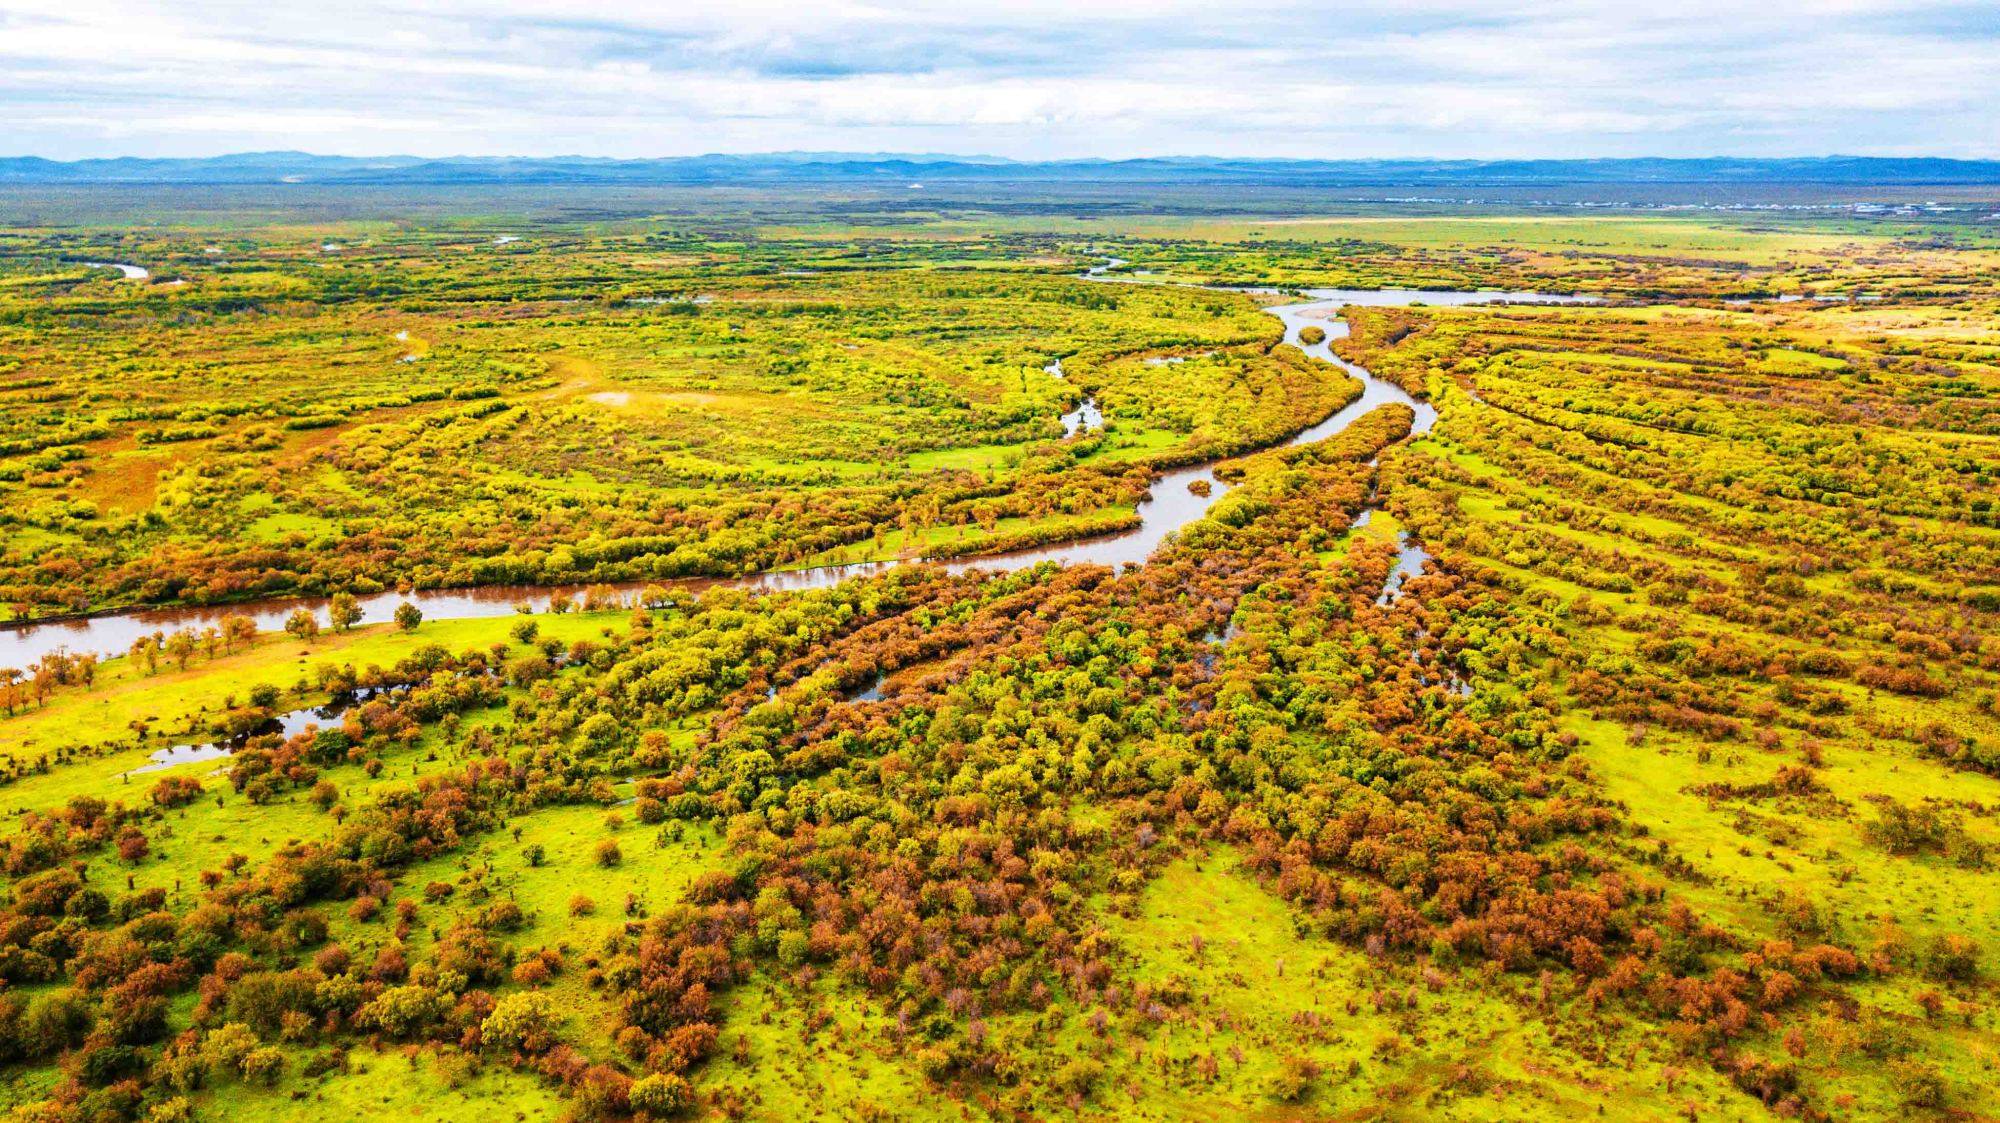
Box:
left=1, top=264, right=1596, bottom=667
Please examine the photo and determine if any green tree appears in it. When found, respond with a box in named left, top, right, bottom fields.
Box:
left=328, top=592, right=363, bottom=632
left=164, top=631, right=196, bottom=671
left=357, top=985, right=445, bottom=1039
left=20, top=989, right=93, bottom=1057
left=481, top=992, right=564, bottom=1055
left=284, top=609, right=319, bottom=643
left=629, top=1073, right=694, bottom=1116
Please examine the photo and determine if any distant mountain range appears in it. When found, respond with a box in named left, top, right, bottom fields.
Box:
left=5, top=152, right=2000, bottom=186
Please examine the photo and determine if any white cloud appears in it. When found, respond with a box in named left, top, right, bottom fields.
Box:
left=0, top=0, right=1994, bottom=158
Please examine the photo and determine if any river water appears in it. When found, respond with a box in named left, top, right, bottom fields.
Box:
left=127, top=683, right=409, bottom=776
left=0, top=264, right=1596, bottom=667
left=83, top=262, right=150, bottom=280
left=1059, top=398, right=1103, bottom=438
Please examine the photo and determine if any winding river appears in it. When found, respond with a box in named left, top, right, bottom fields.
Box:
left=0, top=265, right=1596, bottom=668
left=81, top=262, right=150, bottom=280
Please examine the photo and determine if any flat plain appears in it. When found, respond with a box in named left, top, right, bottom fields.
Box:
left=0, top=191, right=1996, bottom=1121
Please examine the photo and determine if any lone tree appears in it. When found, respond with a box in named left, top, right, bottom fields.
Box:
left=164, top=631, right=196, bottom=671
left=629, top=1073, right=693, bottom=1116
left=284, top=609, right=319, bottom=644
left=222, top=614, right=257, bottom=651
left=394, top=602, right=422, bottom=632
left=328, top=592, right=364, bottom=632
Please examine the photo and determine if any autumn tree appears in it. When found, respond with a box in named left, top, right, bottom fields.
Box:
left=328, top=592, right=364, bottom=632
left=284, top=609, right=319, bottom=643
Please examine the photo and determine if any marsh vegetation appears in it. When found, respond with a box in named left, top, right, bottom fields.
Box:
left=0, top=196, right=1996, bottom=1121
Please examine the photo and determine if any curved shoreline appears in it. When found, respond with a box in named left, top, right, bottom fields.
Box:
left=0, top=266, right=1594, bottom=666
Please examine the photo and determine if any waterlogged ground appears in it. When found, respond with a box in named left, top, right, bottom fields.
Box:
left=0, top=201, right=1997, bottom=1123
left=0, top=265, right=1570, bottom=666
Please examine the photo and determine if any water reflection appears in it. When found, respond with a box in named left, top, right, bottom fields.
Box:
left=82, top=262, right=150, bottom=280
left=1060, top=397, right=1103, bottom=437
left=1377, top=532, right=1433, bottom=605
left=125, top=683, right=415, bottom=776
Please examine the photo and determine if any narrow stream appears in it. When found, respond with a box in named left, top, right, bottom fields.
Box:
left=1378, top=533, right=1433, bottom=605
left=1046, top=357, right=1101, bottom=437
left=1, top=263, right=1596, bottom=667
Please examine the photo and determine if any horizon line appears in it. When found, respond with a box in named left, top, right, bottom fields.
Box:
left=11, top=151, right=2000, bottom=166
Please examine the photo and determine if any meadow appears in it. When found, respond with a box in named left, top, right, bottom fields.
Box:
left=0, top=195, right=1996, bottom=1121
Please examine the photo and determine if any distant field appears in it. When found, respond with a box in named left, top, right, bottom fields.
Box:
left=811, top=212, right=1883, bottom=255
left=0, top=231, right=1314, bottom=618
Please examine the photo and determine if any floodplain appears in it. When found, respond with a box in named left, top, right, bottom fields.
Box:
left=0, top=190, right=1996, bottom=1121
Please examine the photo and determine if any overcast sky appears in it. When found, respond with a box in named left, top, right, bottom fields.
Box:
left=3, top=0, right=1996, bottom=161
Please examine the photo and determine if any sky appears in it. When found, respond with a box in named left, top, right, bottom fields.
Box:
left=2, top=0, right=1997, bottom=162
